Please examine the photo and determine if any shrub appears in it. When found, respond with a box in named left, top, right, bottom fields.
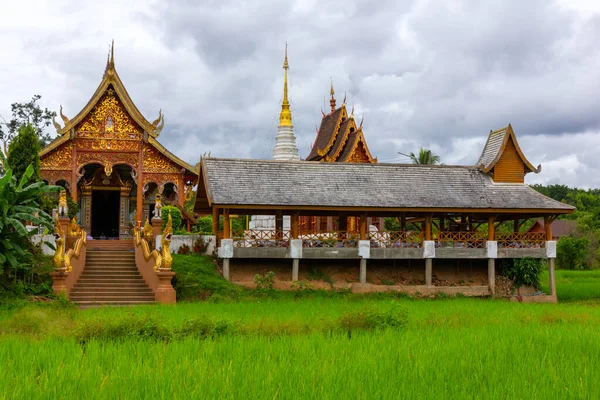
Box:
left=195, top=215, right=213, bottom=234
left=161, top=206, right=182, bottom=231
left=193, top=237, right=208, bottom=254
left=253, top=271, right=276, bottom=292
left=498, top=258, right=545, bottom=289
left=338, top=305, right=408, bottom=333
left=557, top=236, right=590, bottom=270
left=171, top=254, right=240, bottom=300
left=177, top=244, right=191, bottom=255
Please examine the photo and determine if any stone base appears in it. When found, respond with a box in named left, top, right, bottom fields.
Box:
left=49, top=271, right=68, bottom=295
left=155, top=271, right=176, bottom=304
left=509, top=294, right=557, bottom=303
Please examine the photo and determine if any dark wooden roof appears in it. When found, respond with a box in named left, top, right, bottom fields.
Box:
left=197, top=158, right=574, bottom=213
left=306, top=108, right=342, bottom=160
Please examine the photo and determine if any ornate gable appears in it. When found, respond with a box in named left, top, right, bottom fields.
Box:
left=477, top=124, right=540, bottom=183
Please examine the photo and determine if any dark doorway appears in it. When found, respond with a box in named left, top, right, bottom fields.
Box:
left=91, top=190, right=120, bottom=238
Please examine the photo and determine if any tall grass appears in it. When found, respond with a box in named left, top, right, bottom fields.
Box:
left=540, top=269, right=600, bottom=302
left=0, top=298, right=599, bottom=398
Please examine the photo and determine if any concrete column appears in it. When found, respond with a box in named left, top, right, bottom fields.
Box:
left=359, top=258, right=367, bottom=284
left=292, top=259, right=299, bottom=281
left=488, top=258, right=495, bottom=295
left=223, top=259, right=230, bottom=281
left=425, top=258, right=432, bottom=287
left=548, top=258, right=556, bottom=296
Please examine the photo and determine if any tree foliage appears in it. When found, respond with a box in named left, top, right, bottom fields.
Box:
left=6, top=125, right=41, bottom=183
left=0, top=95, right=55, bottom=158
left=0, top=164, right=59, bottom=290
left=162, top=206, right=183, bottom=231
left=401, top=148, right=441, bottom=165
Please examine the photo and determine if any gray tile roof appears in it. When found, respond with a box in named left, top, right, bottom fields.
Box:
left=477, top=128, right=507, bottom=169
left=201, top=158, right=574, bottom=212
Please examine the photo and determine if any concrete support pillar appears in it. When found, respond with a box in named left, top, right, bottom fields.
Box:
left=548, top=258, right=556, bottom=296
left=292, top=259, right=299, bottom=281
left=223, top=259, right=230, bottom=281
left=488, top=258, right=495, bottom=295
left=425, top=258, right=433, bottom=287
left=360, top=258, right=367, bottom=284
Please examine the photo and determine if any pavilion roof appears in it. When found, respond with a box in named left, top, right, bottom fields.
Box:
left=198, top=158, right=574, bottom=213
left=477, top=124, right=540, bottom=174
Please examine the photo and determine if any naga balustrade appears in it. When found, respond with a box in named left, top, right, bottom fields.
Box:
left=232, top=229, right=290, bottom=248
left=434, top=231, right=487, bottom=248
left=369, top=231, right=423, bottom=248
left=496, top=232, right=546, bottom=248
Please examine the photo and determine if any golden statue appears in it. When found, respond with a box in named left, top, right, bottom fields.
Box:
left=58, top=189, right=68, bottom=217
left=53, top=215, right=65, bottom=271
left=160, top=213, right=173, bottom=270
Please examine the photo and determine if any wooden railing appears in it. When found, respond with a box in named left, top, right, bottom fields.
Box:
left=369, top=231, right=423, bottom=248
left=232, top=229, right=291, bottom=248
left=497, top=232, right=546, bottom=248
left=434, top=231, right=487, bottom=248
left=300, top=231, right=359, bottom=248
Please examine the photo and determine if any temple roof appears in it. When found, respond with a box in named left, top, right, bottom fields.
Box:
left=306, top=103, right=375, bottom=163
left=477, top=124, right=540, bottom=174
left=198, top=158, right=574, bottom=213
left=40, top=43, right=197, bottom=175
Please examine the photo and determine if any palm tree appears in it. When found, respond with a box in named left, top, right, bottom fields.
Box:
left=399, top=148, right=440, bottom=165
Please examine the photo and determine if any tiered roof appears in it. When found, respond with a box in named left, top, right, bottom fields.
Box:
left=306, top=85, right=376, bottom=163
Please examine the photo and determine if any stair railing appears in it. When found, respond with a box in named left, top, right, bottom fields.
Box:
left=50, top=215, right=88, bottom=296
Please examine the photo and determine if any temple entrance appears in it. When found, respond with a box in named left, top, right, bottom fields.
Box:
left=91, top=190, right=120, bottom=238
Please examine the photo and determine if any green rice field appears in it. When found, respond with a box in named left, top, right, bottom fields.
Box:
left=0, top=269, right=598, bottom=399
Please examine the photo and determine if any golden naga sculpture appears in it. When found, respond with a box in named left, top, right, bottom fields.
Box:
left=58, top=190, right=68, bottom=217
left=65, top=229, right=86, bottom=273
left=143, top=218, right=153, bottom=243
left=68, top=217, right=82, bottom=238
left=53, top=215, right=66, bottom=271
left=160, top=213, right=173, bottom=270
left=133, top=225, right=163, bottom=271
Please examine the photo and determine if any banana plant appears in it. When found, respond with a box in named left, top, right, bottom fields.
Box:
left=0, top=164, right=59, bottom=270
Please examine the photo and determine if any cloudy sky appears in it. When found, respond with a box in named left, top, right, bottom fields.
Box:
left=1, top=0, right=600, bottom=187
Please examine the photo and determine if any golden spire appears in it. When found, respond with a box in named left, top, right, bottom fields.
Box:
left=109, top=39, right=115, bottom=69
left=329, top=79, right=336, bottom=112
left=278, top=43, right=292, bottom=127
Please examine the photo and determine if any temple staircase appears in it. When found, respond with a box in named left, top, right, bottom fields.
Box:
left=70, top=240, right=155, bottom=307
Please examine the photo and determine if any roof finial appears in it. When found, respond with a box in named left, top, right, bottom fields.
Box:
left=329, top=78, right=336, bottom=112
left=350, top=104, right=355, bottom=119
left=278, top=43, right=292, bottom=127
left=110, top=39, right=115, bottom=68
left=359, top=114, right=364, bottom=129
left=343, top=91, right=347, bottom=105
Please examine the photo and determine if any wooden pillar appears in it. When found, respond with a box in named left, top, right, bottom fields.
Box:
left=513, top=218, right=520, bottom=233
left=400, top=215, right=406, bottom=231
left=275, top=210, right=283, bottom=233
left=326, top=216, right=333, bottom=231
left=212, top=207, right=219, bottom=234
left=71, top=141, right=78, bottom=203
left=359, top=215, right=367, bottom=240
left=223, top=209, right=230, bottom=239
left=544, top=216, right=553, bottom=240
left=424, top=215, right=432, bottom=241
left=136, top=148, right=144, bottom=225
left=440, top=216, right=445, bottom=232
left=291, top=213, right=299, bottom=239
left=488, top=216, right=496, bottom=241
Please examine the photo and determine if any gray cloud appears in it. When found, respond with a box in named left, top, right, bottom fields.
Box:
left=1, top=0, right=600, bottom=187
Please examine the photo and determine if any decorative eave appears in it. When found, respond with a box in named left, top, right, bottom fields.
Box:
left=477, top=124, right=541, bottom=174
left=339, top=129, right=377, bottom=163
left=53, top=43, right=163, bottom=139
left=147, top=137, right=198, bottom=176
left=325, top=118, right=354, bottom=162
left=40, top=135, right=70, bottom=157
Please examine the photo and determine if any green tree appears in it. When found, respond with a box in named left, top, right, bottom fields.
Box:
left=557, top=236, right=590, bottom=270
left=0, top=95, right=55, bottom=162
left=399, top=148, right=441, bottom=165
left=0, top=164, right=59, bottom=287
left=162, top=206, right=183, bottom=231
left=6, top=125, right=41, bottom=182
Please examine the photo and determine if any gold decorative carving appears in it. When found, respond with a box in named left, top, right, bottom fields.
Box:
left=76, top=152, right=138, bottom=171
left=76, top=89, right=142, bottom=139
left=65, top=229, right=86, bottom=273
left=76, top=138, right=139, bottom=152
left=134, top=226, right=163, bottom=270
left=143, top=144, right=180, bottom=173
left=40, top=170, right=71, bottom=185
left=346, top=141, right=371, bottom=163
left=143, top=173, right=180, bottom=188
left=40, top=142, right=73, bottom=170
